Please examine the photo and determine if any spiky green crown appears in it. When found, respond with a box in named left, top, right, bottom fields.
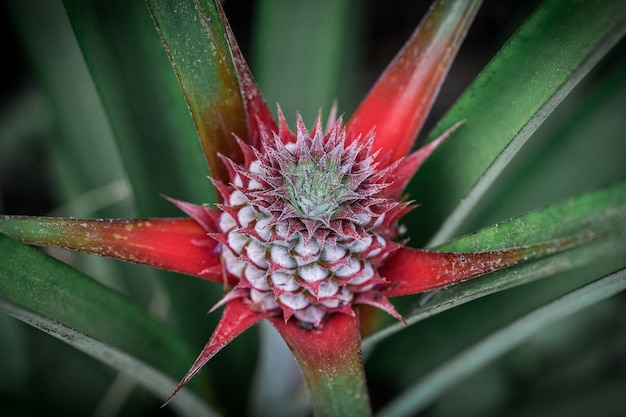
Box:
left=213, top=114, right=410, bottom=327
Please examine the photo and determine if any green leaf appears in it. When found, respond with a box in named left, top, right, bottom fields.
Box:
left=0, top=234, right=218, bottom=417
left=4, top=0, right=130, bottom=219
left=59, top=1, right=236, bottom=384
left=375, top=267, right=626, bottom=417
left=62, top=0, right=211, bottom=213
left=467, top=37, right=626, bottom=231
left=407, top=0, right=626, bottom=246
left=146, top=0, right=250, bottom=184
left=4, top=0, right=146, bottom=305
left=364, top=179, right=626, bottom=346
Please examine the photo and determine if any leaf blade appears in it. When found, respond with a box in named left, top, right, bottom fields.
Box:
left=0, top=234, right=218, bottom=416
left=376, top=267, right=626, bottom=417
left=146, top=0, right=275, bottom=182
left=0, top=216, right=225, bottom=282
left=365, top=179, right=626, bottom=346
left=406, top=0, right=626, bottom=246
left=347, top=0, right=482, bottom=164
left=62, top=0, right=211, bottom=212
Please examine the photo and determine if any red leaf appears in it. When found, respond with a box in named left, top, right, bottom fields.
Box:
left=382, top=247, right=530, bottom=296
left=0, top=216, right=228, bottom=283
left=165, top=297, right=269, bottom=405
left=347, top=0, right=481, bottom=166
left=382, top=236, right=587, bottom=297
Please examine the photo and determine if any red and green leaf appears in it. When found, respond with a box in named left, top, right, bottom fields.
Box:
left=409, top=0, right=626, bottom=246
left=165, top=297, right=270, bottom=404
left=347, top=0, right=482, bottom=165
left=382, top=235, right=588, bottom=297
left=146, top=0, right=275, bottom=184
left=0, top=216, right=226, bottom=283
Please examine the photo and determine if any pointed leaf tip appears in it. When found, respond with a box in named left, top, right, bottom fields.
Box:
left=382, top=235, right=590, bottom=297
left=0, top=216, right=224, bottom=282
left=383, top=120, right=464, bottom=200
left=164, top=297, right=269, bottom=405
left=348, top=0, right=481, bottom=164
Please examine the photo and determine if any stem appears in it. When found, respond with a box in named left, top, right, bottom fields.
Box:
left=270, top=313, right=371, bottom=417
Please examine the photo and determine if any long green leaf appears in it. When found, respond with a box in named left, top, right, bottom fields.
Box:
left=5, top=0, right=128, bottom=217
left=62, top=0, right=211, bottom=213
left=466, top=35, right=626, bottom=231
left=0, top=234, right=218, bottom=417
left=3, top=1, right=186, bottom=412
left=375, top=268, right=626, bottom=417
left=5, top=0, right=161, bottom=307
left=406, top=0, right=626, bottom=246
left=364, top=179, right=626, bottom=347
left=60, top=0, right=234, bottom=378
left=146, top=0, right=249, bottom=184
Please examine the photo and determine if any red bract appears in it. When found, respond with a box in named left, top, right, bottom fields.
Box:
left=0, top=0, right=582, bottom=413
